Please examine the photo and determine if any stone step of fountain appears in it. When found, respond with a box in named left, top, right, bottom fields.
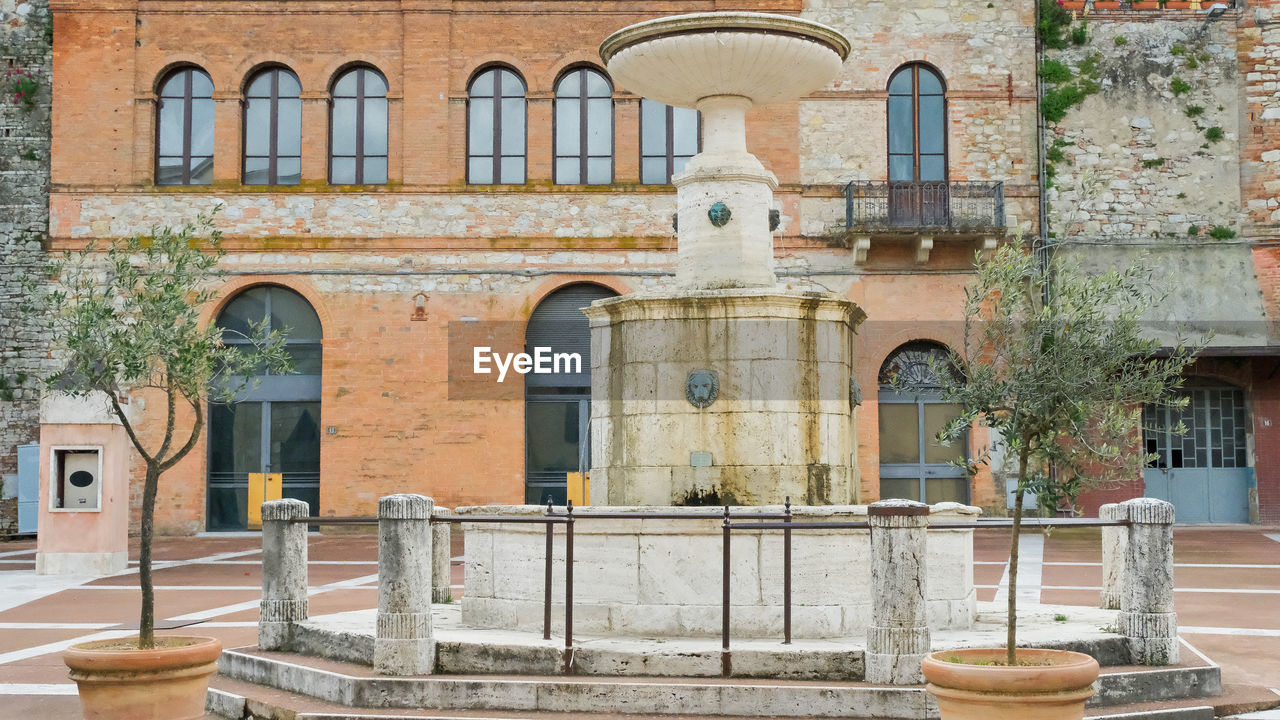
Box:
left=212, top=645, right=1230, bottom=720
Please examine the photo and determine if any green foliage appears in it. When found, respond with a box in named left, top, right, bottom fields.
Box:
left=0, top=373, right=28, bottom=402
left=1170, top=44, right=1186, bottom=56
left=916, top=241, right=1200, bottom=659
left=1078, top=53, right=1103, bottom=79
left=1188, top=225, right=1199, bottom=236
left=1039, top=59, right=1073, bottom=84
left=1071, top=24, right=1088, bottom=46
left=20, top=148, right=38, bottom=161
left=1038, top=0, right=1074, bottom=50
left=1046, top=144, right=1066, bottom=164
left=1186, top=57, right=1199, bottom=70
left=1205, top=126, right=1223, bottom=142
left=1170, top=77, right=1192, bottom=96
left=1054, top=614, right=1069, bottom=622
left=20, top=213, right=292, bottom=649
left=1042, top=84, right=1089, bottom=122
left=1141, top=158, right=1165, bottom=169
left=1176, top=192, right=1186, bottom=199
left=4, top=67, right=41, bottom=110
left=1209, top=225, right=1236, bottom=239
left=1114, top=36, right=1128, bottom=46
left=1185, top=104, right=1205, bottom=118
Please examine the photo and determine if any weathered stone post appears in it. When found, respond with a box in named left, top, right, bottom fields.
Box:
left=374, top=494, right=436, bottom=675
left=432, top=506, right=452, bottom=604
left=259, top=498, right=309, bottom=651
left=865, top=499, right=931, bottom=684
left=1099, top=503, right=1127, bottom=610
left=1119, top=497, right=1178, bottom=665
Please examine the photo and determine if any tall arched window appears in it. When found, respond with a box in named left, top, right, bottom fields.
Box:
left=887, top=64, right=948, bottom=224
left=877, top=341, right=968, bottom=504
left=330, top=66, right=388, bottom=185
left=156, top=67, right=214, bottom=185
left=209, top=285, right=322, bottom=531
left=467, top=66, right=526, bottom=184
left=554, top=67, right=612, bottom=185
left=243, top=67, right=302, bottom=185
left=640, top=98, right=699, bottom=185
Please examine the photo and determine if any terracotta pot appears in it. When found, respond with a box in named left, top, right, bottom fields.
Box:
left=1092, top=1, right=1122, bottom=8
left=63, top=636, right=222, bottom=720
left=1164, top=1, right=1191, bottom=7
left=1132, top=1, right=1161, bottom=7
left=922, top=648, right=1100, bottom=720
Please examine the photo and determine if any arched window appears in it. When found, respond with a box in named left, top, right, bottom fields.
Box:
left=330, top=66, right=388, bottom=185
left=524, top=283, right=618, bottom=504
left=156, top=67, right=214, bottom=185
left=243, top=67, right=302, bottom=185
left=640, top=98, right=699, bottom=185
left=467, top=66, right=526, bottom=184
left=554, top=67, right=612, bottom=185
left=877, top=341, right=968, bottom=504
left=887, top=64, right=947, bottom=224
left=209, top=285, right=322, bottom=531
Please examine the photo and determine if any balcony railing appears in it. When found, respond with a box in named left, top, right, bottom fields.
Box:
left=844, top=181, right=1005, bottom=233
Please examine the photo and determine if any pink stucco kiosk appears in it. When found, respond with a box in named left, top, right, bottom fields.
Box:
left=35, top=393, right=131, bottom=575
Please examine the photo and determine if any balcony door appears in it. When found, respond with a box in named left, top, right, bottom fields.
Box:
left=888, top=64, right=948, bottom=226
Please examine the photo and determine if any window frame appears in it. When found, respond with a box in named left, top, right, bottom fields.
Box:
left=328, top=66, right=389, bottom=186
left=638, top=98, right=701, bottom=185
left=886, top=63, right=949, bottom=185
left=466, top=65, right=527, bottom=185
left=155, top=67, right=214, bottom=186
left=553, top=66, right=614, bottom=186
left=242, top=66, right=302, bottom=186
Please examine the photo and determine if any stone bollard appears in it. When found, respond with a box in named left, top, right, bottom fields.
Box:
left=259, top=498, right=310, bottom=651
left=1099, top=503, right=1127, bottom=610
left=865, top=499, right=931, bottom=685
left=431, top=507, right=452, bottom=604
left=374, top=494, right=436, bottom=675
left=1118, top=498, right=1178, bottom=665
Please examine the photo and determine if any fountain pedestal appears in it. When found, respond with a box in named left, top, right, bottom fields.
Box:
left=590, top=13, right=863, bottom=506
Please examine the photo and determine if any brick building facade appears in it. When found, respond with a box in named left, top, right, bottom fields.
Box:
left=16, top=0, right=1277, bottom=532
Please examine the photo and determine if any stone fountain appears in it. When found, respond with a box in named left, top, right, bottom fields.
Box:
left=587, top=13, right=866, bottom=506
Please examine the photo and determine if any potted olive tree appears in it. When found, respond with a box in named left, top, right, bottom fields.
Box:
left=916, top=241, right=1197, bottom=720
left=24, top=214, right=288, bottom=720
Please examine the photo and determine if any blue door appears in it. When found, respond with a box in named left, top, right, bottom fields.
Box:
left=1143, top=386, right=1251, bottom=524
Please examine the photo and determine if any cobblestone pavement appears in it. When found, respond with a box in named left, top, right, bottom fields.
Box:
left=0, top=527, right=1276, bottom=719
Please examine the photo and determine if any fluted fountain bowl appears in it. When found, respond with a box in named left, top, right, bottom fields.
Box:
left=600, top=12, right=850, bottom=110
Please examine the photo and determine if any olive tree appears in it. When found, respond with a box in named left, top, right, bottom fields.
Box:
left=23, top=214, right=289, bottom=649
left=927, top=241, right=1198, bottom=664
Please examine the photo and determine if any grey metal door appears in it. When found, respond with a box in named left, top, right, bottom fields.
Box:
left=17, top=443, right=39, bottom=534
left=1143, top=387, right=1251, bottom=524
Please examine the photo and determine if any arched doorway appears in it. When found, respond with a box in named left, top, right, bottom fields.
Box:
left=877, top=341, right=968, bottom=503
left=1143, top=380, right=1251, bottom=523
left=207, top=285, right=322, bottom=530
left=524, top=283, right=618, bottom=504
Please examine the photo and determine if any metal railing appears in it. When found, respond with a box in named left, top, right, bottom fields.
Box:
left=288, top=499, right=1129, bottom=677
left=844, top=181, right=1006, bottom=232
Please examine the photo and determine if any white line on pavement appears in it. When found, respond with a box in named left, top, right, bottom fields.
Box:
left=1181, top=626, right=1280, bottom=637
left=0, top=684, right=78, bottom=695
left=1178, top=636, right=1219, bottom=667
left=0, top=630, right=133, bottom=666
left=993, top=533, right=1044, bottom=607
left=0, top=549, right=36, bottom=559
left=0, top=623, right=115, bottom=630
left=977, top=584, right=1280, bottom=594
left=163, top=573, right=379, bottom=622
left=1265, top=533, right=1280, bottom=545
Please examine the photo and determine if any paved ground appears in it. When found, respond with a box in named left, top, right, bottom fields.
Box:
left=0, top=526, right=1276, bottom=719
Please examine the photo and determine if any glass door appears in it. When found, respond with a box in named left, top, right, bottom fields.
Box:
left=207, top=401, right=320, bottom=530
left=525, top=394, right=589, bottom=505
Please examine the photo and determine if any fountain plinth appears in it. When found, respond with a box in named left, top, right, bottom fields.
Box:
left=587, top=13, right=865, bottom=506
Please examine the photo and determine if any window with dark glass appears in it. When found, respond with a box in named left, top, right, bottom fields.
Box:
left=330, top=67, right=388, bottom=185
left=887, top=64, right=946, bottom=184
left=554, top=67, right=612, bottom=185
left=467, top=67, right=526, bottom=184
left=156, top=67, right=214, bottom=185
left=640, top=98, right=699, bottom=185
left=243, top=67, right=302, bottom=185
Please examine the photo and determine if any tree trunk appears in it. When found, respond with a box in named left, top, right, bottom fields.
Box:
left=1007, top=441, right=1031, bottom=666
left=138, top=462, right=160, bottom=649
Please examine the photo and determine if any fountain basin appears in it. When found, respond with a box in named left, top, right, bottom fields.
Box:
left=458, top=503, right=979, bottom=639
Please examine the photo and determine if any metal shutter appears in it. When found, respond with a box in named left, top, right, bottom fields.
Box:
left=525, top=284, right=617, bottom=388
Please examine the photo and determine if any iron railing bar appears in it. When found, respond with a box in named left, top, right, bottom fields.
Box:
left=544, top=501, right=554, bottom=641
left=721, top=505, right=731, bottom=677
left=544, top=511, right=790, bottom=520
left=436, top=516, right=570, bottom=524
left=286, top=517, right=377, bottom=525
left=564, top=501, right=575, bottom=675
left=782, top=496, right=792, bottom=646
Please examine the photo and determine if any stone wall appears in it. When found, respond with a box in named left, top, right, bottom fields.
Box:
left=0, top=0, right=51, bottom=534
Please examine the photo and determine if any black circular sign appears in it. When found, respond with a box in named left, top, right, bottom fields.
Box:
left=69, top=470, right=94, bottom=488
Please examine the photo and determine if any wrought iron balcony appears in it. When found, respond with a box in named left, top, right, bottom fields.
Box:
left=844, top=181, right=1006, bottom=233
